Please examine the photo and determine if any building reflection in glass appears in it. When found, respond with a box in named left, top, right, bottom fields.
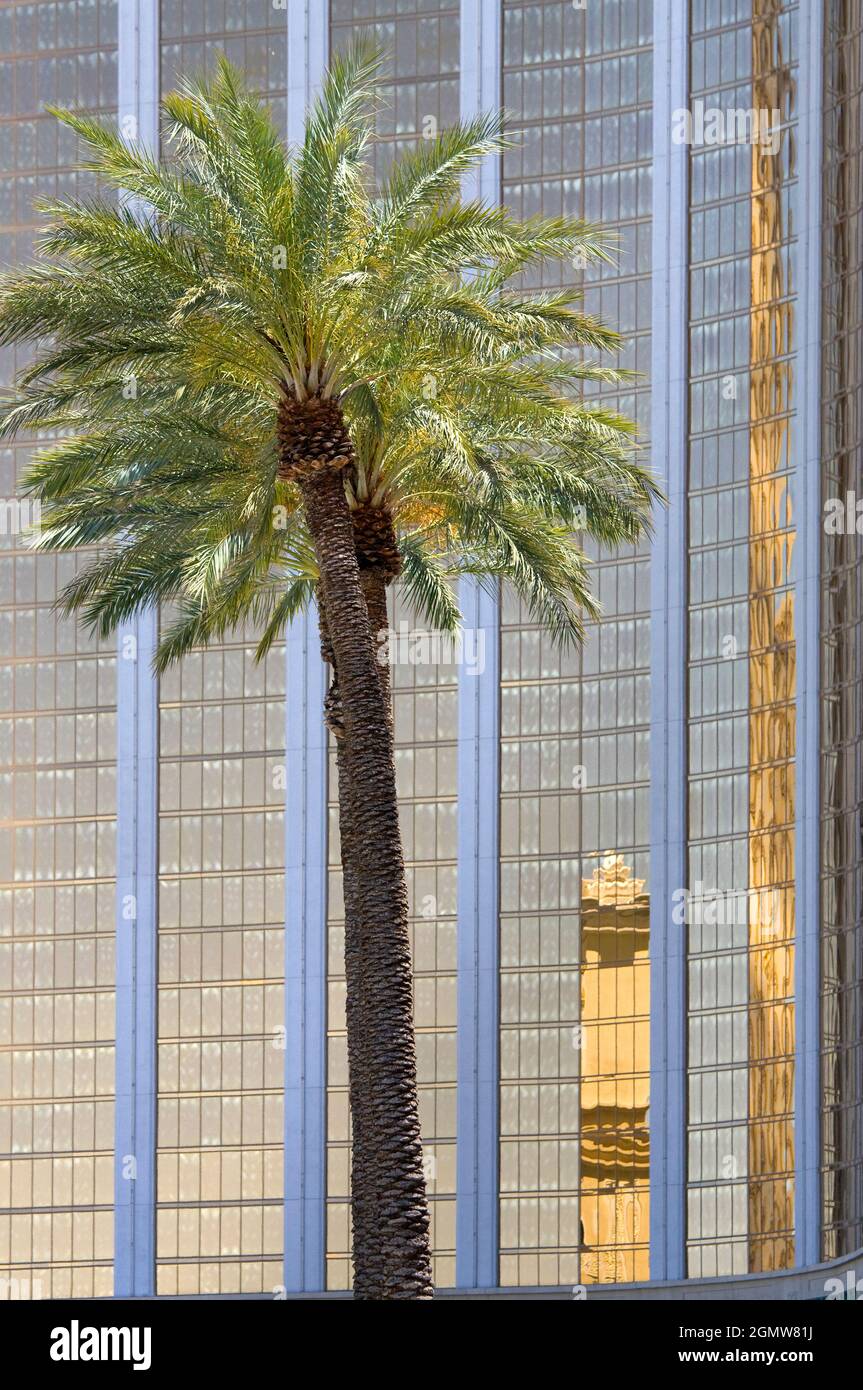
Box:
left=579, top=855, right=650, bottom=1284
left=686, top=0, right=798, bottom=1276
left=746, top=0, right=797, bottom=1274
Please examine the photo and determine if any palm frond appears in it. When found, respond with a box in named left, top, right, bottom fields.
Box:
left=398, top=535, right=463, bottom=635
left=0, top=46, right=660, bottom=670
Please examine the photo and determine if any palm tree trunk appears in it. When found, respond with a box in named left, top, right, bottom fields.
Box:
left=350, top=570, right=399, bottom=1283
left=300, top=465, right=433, bottom=1299
left=318, top=596, right=385, bottom=1300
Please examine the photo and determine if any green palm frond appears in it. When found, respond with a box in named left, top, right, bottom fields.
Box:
left=372, top=110, right=508, bottom=245
left=397, top=536, right=463, bottom=635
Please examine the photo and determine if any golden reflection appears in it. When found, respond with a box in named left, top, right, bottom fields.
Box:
left=579, top=855, right=650, bottom=1283
left=747, top=0, right=796, bottom=1272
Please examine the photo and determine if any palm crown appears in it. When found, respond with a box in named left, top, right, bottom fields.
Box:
left=0, top=43, right=658, bottom=666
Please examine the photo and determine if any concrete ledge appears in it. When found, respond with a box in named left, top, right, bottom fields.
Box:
left=95, top=1244, right=862, bottom=1299
left=431, top=1245, right=863, bottom=1300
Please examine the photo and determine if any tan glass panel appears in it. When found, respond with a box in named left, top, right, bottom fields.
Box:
left=154, top=2, right=288, bottom=1296
left=500, top=0, right=652, bottom=1289
left=330, top=0, right=460, bottom=183
left=0, top=0, right=118, bottom=1301
left=579, top=857, right=649, bottom=1281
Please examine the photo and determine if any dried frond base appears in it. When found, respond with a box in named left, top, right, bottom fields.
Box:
left=351, top=500, right=403, bottom=579
left=277, top=394, right=355, bottom=481
left=324, top=679, right=345, bottom=739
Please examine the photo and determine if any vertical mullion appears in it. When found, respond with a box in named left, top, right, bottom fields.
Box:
left=287, top=0, right=329, bottom=145
left=794, top=0, right=824, bottom=1271
left=283, top=606, right=329, bottom=1293
left=455, top=0, right=502, bottom=1293
left=113, top=1, right=160, bottom=1299
left=283, top=0, right=330, bottom=1297
left=648, top=0, right=689, bottom=1284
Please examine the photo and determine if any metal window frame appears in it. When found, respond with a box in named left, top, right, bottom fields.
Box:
left=793, top=0, right=824, bottom=1271
left=455, top=0, right=502, bottom=1293
left=113, top=0, right=161, bottom=1299
left=647, top=0, right=689, bottom=1284
left=283, top=604, right=329, bottom=1293
left=283, top=0, right=330, bottom=1295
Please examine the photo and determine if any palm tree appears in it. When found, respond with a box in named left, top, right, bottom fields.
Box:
left=0, top=46, right=659, bottom=1298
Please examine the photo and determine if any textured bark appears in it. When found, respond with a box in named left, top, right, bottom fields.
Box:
left=351, top=500, right=403, bottom=579
left=348, top=564, right=399, bottom=1296
left=359, top=569, right=392, bottom=697
left=318, top=596, right=384, bottom=1300
left=321, top=552, right=401, bottom=1298
left=298, top=452, right=432, bottom=1300
left=276, top=395, right=354, bottom=481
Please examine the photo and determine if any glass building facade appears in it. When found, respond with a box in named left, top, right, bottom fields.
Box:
left=1, top=0, right=862, bottom=1299
left=0, top=0, right=118, bottom=1300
